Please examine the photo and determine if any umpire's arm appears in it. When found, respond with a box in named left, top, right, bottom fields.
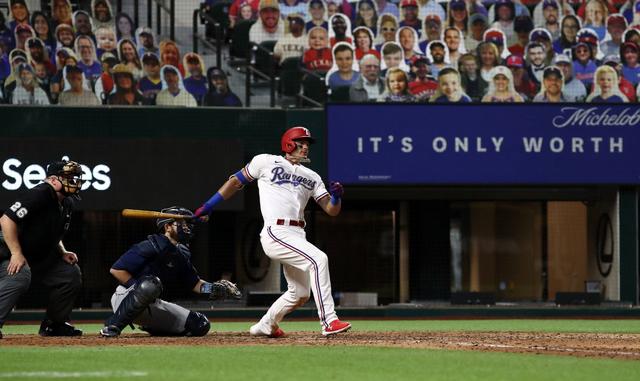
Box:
left=0, top=215, right=27, bottom=275
left=0, top=215, right=22, bottom=257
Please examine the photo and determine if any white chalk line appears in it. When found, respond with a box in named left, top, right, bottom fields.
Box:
left=450, top=341, right=640, bottom=357
left=0, top=371, right=148, bottom=378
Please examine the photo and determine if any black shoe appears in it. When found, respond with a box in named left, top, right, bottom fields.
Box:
left=39, top=320, right=83, bottom=337
left=99, top=325, right=121, bottom=338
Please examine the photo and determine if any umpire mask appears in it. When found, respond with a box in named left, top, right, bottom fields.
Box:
left=46, top=160, right=84, bottom=198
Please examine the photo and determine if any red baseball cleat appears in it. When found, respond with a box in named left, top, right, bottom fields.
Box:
left=270, top=327, right=285, bottom=338
left=322, top=320, right=351, bottom=336
left=250, top=322, right=285, bottom=338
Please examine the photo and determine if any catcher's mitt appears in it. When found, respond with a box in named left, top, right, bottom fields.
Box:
left=208, top=280, right=242, bottom=300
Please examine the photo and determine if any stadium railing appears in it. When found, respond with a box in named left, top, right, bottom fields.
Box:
left=146, top=0, right=176, bottom=41
left=193, top=6, right=224, bottom=69
left=114, top=0, right=140, bottom=26
left=245, top=41, right=278, bottom=107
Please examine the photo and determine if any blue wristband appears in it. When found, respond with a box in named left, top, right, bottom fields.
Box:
left=202, top=192, right=224, bottom=214
left=234, top=170, right=249, bottom=185
left=330, top=195, right=341, bottom=205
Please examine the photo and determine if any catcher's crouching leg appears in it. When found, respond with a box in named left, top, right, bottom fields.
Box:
left=140, top=310, right=210, bottom=337
left=182, top=311, right=210, bottom=337
left=100, top=276, right=163, bottom=337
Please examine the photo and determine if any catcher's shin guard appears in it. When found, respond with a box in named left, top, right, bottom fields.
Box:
left=182, top=311, right=210, bottom=337
left=104, top=276, right=163, bottom=333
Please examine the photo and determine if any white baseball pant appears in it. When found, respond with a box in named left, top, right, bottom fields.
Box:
left=258, top=225, right=338, bottom=329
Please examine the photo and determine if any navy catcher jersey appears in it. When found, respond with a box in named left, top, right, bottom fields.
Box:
left=111, top=234, right=200, bottom=294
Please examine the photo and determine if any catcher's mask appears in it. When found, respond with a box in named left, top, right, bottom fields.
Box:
left=281, top=126, right=314, bottom=163
left=156, top=206, right=195, bottom=244
left=46, top=160, right=84, bottom=198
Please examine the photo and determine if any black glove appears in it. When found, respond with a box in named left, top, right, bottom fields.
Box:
left=201, top=280, right=242, bottom=300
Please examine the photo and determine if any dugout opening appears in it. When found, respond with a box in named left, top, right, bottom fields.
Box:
left=316, top=186, right=628, bottom=304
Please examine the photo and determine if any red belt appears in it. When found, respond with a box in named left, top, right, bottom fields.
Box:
left=276, top=219, right=305, bottom=228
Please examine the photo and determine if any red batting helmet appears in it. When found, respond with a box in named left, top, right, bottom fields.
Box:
left=281, top=126, right=315, bottom=153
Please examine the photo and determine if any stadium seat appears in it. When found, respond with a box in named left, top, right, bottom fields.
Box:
left=301, top=71, right=327, bottom=106
left=229, top=20, right=255, bottom=60
left=279, top=57, right=303, bottom=97
left=210, top=1, right=231, bottom=28
left=252, top=40, right=278, bottom=80
left=203, top=1, right=231, bottom=42
left=328, top=86, right=350, bottom=103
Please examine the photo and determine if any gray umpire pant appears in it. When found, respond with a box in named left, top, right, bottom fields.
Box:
left=0, top=258, right=82, bottom=328
left=110, top=285, right=190, bottom=335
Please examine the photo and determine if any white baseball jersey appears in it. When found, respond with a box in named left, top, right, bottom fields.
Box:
left=244, top=154, right=329, bottom=223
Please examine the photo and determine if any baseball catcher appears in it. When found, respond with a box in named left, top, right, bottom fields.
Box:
left=100, top=207, right=241, bottom=337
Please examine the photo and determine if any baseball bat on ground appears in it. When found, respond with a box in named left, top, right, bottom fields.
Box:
left=121, top=209, right=194, bottom=220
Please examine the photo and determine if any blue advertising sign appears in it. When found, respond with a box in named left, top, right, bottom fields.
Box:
left=326, top=104, right=640, bottom=185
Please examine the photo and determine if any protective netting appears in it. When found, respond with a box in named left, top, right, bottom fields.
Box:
left=0, top=0, right=617, bottom=312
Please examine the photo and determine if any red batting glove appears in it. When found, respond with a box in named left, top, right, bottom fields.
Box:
left=193, top=206, right=209, bottom=223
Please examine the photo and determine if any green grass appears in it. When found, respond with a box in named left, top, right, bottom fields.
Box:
left=4, top=319, right=640, bottom=335
left=0, top=345, right=638, bottom=381
left=1, top=320, right=639, bottom=380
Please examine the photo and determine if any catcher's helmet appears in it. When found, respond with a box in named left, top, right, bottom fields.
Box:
left=156, top=206, right=195, bottom=243
left=46, top=160, right=83, bottom=196
left=281, top=126, right=315, bottom=154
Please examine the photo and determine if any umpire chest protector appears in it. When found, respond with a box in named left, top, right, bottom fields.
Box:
left=0, top=183, right=73, bottom=263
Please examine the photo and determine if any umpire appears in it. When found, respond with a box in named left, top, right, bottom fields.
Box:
left=0, top=160, right=84, bottom=339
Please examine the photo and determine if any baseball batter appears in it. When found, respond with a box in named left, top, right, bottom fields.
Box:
left=194, top=126, right=351, bottom=337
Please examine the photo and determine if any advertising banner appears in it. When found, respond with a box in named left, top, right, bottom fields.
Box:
left=327, top=104, right=640, bottom=185
left=0, top=138, right=244, bottom=210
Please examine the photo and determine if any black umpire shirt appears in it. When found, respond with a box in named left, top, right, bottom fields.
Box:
left=0, top=183, right=73, bottom=264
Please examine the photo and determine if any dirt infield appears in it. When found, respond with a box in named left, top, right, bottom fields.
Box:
left=2, top=331, right=640, bottom=360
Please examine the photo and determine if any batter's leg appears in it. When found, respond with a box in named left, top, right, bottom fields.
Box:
left=254, top=263, right=310, bottom=334
left=262, top=226, right=338, bottom=329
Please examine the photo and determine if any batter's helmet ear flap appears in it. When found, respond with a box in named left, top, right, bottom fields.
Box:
left=282, top=138, right=297, bottom=154
left=281, top=126, right=315, bottom=153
